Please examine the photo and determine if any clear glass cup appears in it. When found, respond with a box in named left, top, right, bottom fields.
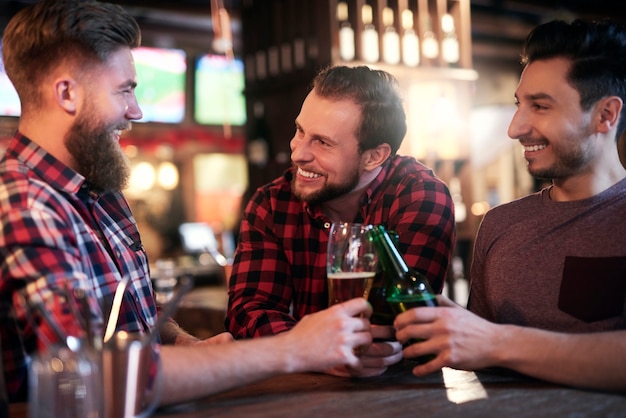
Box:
left=102, top=331, right=161, bottom=418
left=153, top=258, right=178, bottom=304
left=28, top=339, right=103, bottom=418
left=326, top=222, right=378, bottom=306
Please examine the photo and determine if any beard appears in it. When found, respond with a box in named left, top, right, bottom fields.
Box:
left=292, top=164, right=361, bottom=205
left=527, top=134, right=594, bottom=180
left=529, top=150, right=588, bottom=180
left=65, top=112, right=131, bottom=192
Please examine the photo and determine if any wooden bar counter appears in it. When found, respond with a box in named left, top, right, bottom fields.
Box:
left=8, top=360, right=626, bottom=417
left=153, top=360, right=626, bottom=417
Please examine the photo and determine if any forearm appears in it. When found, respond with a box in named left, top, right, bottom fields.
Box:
left=158, top=298, right=374, bottom=406
left=158, top=334, right=298, bottom=405
left=494, top=325, right=626, bottom=392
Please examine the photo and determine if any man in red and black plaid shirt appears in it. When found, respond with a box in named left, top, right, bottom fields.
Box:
left=227, top=65, right=456, bottom=378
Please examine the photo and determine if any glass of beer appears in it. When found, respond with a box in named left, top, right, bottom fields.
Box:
left=327, top=222, right=377, bottom=306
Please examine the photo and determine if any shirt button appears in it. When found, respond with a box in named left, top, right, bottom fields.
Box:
left=115, top=251, right=121, bottom=258
left=324, top=222, right=331, bottom=229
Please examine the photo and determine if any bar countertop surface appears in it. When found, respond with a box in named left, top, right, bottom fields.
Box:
left=151, top=360, right=626, bottom=418
left=8, top=360, right=626, bottom=417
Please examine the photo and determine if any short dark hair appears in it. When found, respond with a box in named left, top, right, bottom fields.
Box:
left=2, top=0, right=141, bottom=110
left=312, top=65, right=407, bottom=155
left=521, top=19, right=626, bottom=140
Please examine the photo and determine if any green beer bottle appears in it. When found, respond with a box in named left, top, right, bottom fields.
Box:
left=367, top=229, right=398, bottom=325
left=367, top=225, right=437, bottom=363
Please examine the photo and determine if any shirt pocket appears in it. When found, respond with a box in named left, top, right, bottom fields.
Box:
left=558, top=256, right=626, bottom=323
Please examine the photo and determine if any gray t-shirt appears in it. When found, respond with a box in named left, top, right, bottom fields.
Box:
left=469, top=178, right=626, bottom=332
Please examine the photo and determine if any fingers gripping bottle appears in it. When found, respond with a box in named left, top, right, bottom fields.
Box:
left=367, top=225, right=437, bottom=363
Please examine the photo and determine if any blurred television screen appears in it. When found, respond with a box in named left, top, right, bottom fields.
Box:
left=194, top=54, right=246, bottom=126
left=132, top=46, right=186, bottom=123
left=179, top=222, right=219, bottom=253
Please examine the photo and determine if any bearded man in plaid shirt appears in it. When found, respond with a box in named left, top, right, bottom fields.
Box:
left=227, top=65, right=456, bottom=378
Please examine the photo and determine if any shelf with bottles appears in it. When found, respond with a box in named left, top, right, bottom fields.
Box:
left=333, top=0, right=471, bottom=69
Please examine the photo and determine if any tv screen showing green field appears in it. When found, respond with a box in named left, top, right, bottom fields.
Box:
left=132, top=47, right=186, bottom=123
left=194, top=54, right=246, bottom=126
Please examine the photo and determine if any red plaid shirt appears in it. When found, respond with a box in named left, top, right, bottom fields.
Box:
left=226, top=155, right=455, bottom=338
left=0, top=134, right=157, bottom=402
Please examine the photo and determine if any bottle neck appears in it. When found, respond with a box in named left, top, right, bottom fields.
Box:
left=370, top=225, right=409, bottom=276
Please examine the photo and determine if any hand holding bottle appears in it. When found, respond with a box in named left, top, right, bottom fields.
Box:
left=367, top=225, right=438, bottom=364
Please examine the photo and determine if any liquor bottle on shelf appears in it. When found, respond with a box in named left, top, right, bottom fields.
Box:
left=381, top=7, right=400, bottom=65
left=441, top=13, right=460, bottom=65
left=337, top=2, right=355, bottom=61
left=366, top=224, right=437, bottom=363
left=400, top=9, right=419, bottom=67
left=360, top=4, right=379, bottom=63
left=421, top=15, right=439, bottom=60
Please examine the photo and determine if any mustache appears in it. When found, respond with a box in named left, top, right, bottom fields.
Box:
left=116, top=123, right=132, bottom=132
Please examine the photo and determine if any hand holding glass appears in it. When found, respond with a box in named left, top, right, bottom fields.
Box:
left=327, top=222, right=378, bottom=306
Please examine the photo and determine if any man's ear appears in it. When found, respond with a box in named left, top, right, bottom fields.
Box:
left=363, top=143, right=392, bottom=171
left=53, top=78, right=79, bottom=114
left=596, top=96, right=623, bottom=134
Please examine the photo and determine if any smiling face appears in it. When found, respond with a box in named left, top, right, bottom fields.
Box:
left=65, top=47, right=143, bottom=191
left=289, top=90, right=368, bottom=204
left=508, top=57, right=597, bottom=180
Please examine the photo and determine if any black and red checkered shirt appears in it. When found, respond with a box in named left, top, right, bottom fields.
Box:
left=226, top=155, right=455, bottom=338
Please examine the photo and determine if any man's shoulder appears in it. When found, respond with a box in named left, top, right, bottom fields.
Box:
left=388, top=155, right=440, bottom=179
left=472, top=194, right=541, bottom=253
left=483, top=192, right=540, bottom=220
left=0, top=156, right=56, bottom=209
left=0, top=156, right=36, bottom=188
left=381, top=155, right=447, bottom=191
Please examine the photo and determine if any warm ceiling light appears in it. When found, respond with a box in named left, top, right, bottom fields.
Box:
left=129, top=161, right=156, bottom=191
left=157, top=161, right=179, bottom=190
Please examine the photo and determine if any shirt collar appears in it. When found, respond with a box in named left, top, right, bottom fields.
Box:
left=359, top=157, right=392, bottom=207
left=8, top=132, right=88, bottom=195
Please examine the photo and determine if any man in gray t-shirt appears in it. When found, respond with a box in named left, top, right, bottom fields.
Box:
left=392, top=19, right=626, bottom=393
